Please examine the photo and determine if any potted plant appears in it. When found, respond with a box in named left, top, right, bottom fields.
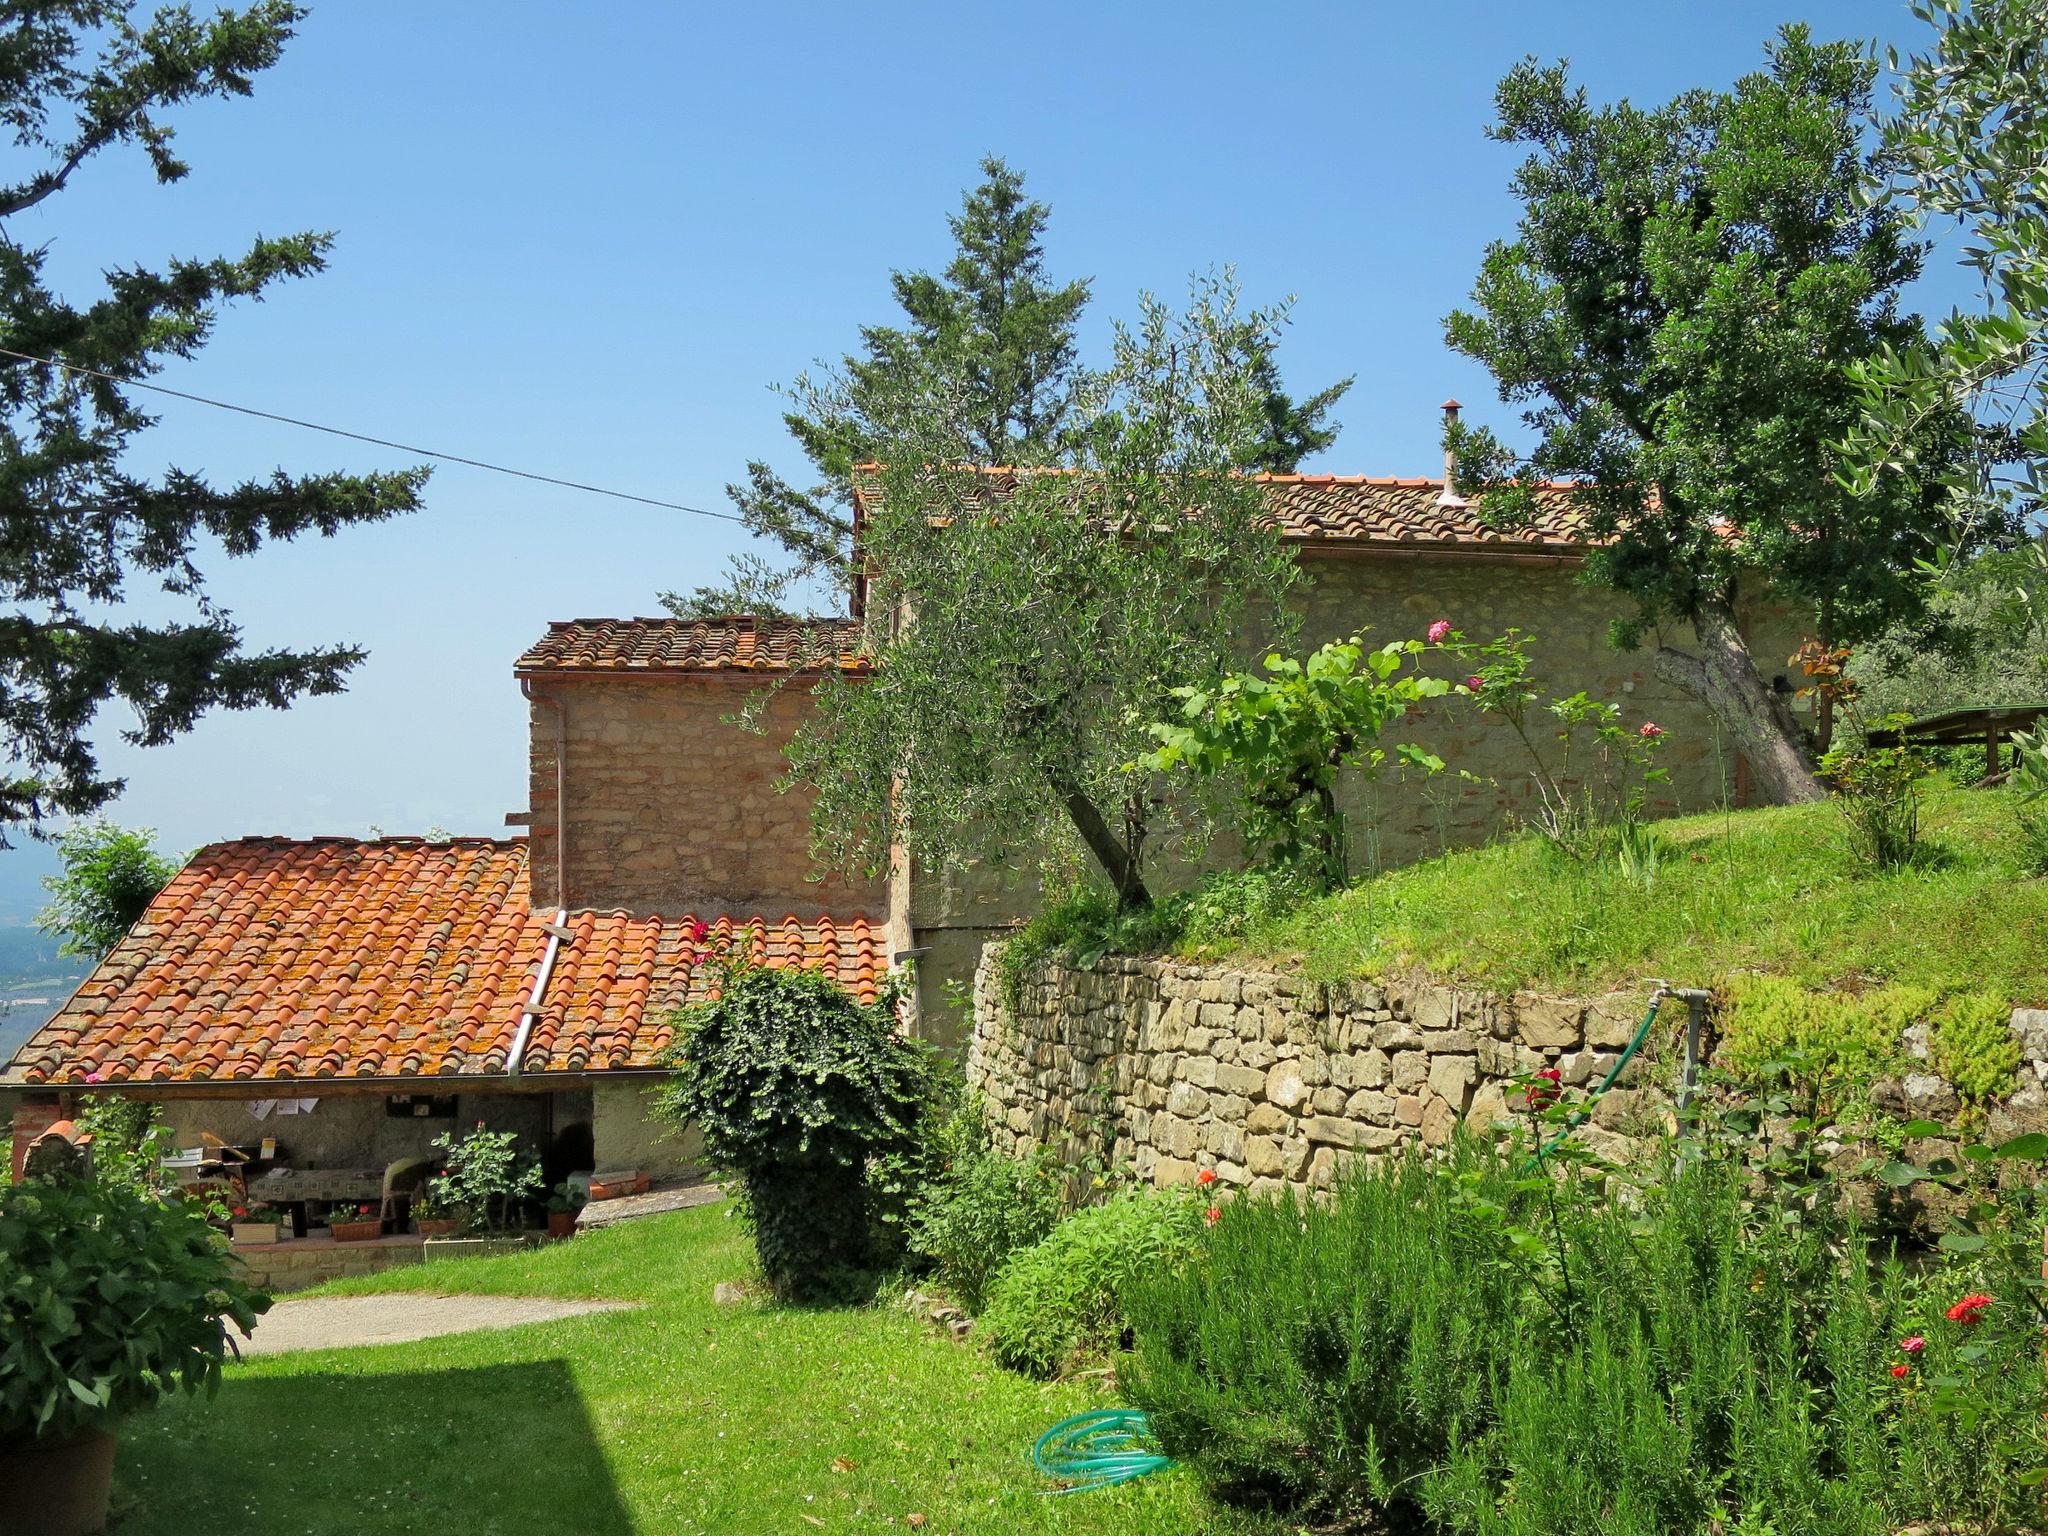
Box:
left=228, top=1201, right=285, bottom=1245
left=324, top=1202, right=382, bottom=1242
left=428, top=1122, right=543, bottom=1235
left=546, top=1179, right=586, bottom=1239
left=0, top=1175, right=268, bottom=1535
left=410, top=1174, right=462, bottom=1237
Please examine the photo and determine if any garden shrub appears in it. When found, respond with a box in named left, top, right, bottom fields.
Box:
left=1929, top=991, right=2022, bottom=1107
left=0, top=1175, right=270, bottom=1443
left=1717, top=974, right=1925, bottom=1095
left=978, top=1189, right=1205, bottom=1376
left=1124, top=1140, right=2048, bottom=1535
left=655, top=960, right=929, bottom=1300
left=903, top=1100, right=1063, bottom=1312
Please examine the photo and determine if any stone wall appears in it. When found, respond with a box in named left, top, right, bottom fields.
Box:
left=969, top=950, right=2048, bottom=1194
left=525, top=673, right=884, bottom=920
left=970, top=950, right=1667, bottom=1194
left=231, top=1233, right=426, bottom=1293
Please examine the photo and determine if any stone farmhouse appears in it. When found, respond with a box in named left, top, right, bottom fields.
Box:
left=2, top=445, right=1809, bottom=1184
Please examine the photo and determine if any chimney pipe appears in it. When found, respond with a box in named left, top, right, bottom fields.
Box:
left=1437, top=399, right=1468, bottom=508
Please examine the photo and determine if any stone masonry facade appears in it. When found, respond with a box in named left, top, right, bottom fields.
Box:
left=523, top=672, right=884, bottom=920
left=970, top=949, right=2048, bottom=1195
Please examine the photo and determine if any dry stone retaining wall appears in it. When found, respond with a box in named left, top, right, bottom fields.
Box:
left=969, top=949, right=2048, bottom=1195
left=969, top=951, right=1674, bottom=1195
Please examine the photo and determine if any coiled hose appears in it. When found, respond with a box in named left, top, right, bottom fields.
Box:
left=1031, top=1409, right=1171, bottom=1494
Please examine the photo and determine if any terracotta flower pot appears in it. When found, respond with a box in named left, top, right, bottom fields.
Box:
left=414, top=1217, right=460, bottom=1238
left=328, top=1218, right=383, bottom=1243
left=0, top=1427, right=116, bottom=1535
left=547, top=1210, right=578, bottom=1239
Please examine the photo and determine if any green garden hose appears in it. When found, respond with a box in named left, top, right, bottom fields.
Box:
left=1031, top=1409, right=1171, bottom=1494
left=1525, top=993, right=1662, bottom=1171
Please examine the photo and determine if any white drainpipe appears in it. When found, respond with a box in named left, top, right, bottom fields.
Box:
left=508, top=908, right=570, bottom=1077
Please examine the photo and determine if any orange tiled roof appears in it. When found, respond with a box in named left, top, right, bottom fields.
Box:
left=851, top=466, right=1592, bottom=551
left=514, top=615, right=870, bottom=676
left=3, top=837, right=882, bottom=1087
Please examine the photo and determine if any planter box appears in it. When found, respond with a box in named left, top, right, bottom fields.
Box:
left=422, top=1234, right=539, bottom=1261
left=327, top=1219, right=383, bottom=1243
left=231, top=1221, right=285, bottom=1245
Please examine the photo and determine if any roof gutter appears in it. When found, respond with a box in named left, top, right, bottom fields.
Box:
left=507, top=907, right=569, bottom=1078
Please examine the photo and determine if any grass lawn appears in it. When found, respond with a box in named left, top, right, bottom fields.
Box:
left=1223, top=785, right=2048, bottom=1001
left=111, top=1205, right=1276, bottom=1536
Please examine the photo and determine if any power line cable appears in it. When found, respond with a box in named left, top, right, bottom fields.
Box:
left=0, top=343, right=746, bottom=523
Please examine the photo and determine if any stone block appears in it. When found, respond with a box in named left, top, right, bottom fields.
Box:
left=1311, top=1086, right=1347, bottom=1115
left=1265, top=1060, right=1309, bottom=1110
left=1246, top=1101, right=1293, bottom=1135
left=1516, top=996, right=1584, bottom=1049
left=1303, top=1115, right=1357, bottom=1148
left=1165, top=1081, right=1210, bottom=1119
left=1585, top=999, right=1642, bottom=1049
left=1216, top=1063, right=1266, bottom=1098
left=1395, top=1094, right=1424, bottom=1127
left=1420, top=1093, right=1458, bottom=1148
left=1345, top=1089, right=1396, bottom=1123
left=1391, top=1051, right=1427, bottom=1092
left=1247, top=1135, right=1286, bottom=1177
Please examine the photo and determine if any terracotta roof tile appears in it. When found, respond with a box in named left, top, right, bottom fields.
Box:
left=514, top=615, right=871, bottom=676
left=2, top=837, right=884, bottom=1087
left=852, top=466, right=1591, bottom=550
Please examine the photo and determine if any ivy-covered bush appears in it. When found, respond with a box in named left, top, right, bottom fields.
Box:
left=978, top=1188, right=1206, bottom=1376
left=0, top=1175, right=269, bottom=1444
left=655, top=960, right=928, bottom=1300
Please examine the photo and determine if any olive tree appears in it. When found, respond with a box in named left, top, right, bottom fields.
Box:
left=786, top=276, right=1304, bottom=909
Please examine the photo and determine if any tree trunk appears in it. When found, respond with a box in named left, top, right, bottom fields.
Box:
left=1046, top=768, right=1152, bottom=908
left=1655, top=598, right=1827, bottom=805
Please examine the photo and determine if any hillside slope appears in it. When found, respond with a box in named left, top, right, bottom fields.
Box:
left=1226, top=788, right=2048, bottom=1004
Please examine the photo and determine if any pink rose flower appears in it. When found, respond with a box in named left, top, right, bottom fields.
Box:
left=1899, top=1335, right=1925, bottom=1354
left=1639, top=722, right=1664, bottom=739
left=83, top=1071, right=103, bottom=1084
left=1426, top=620, right=1452, bottom=644
left=1465, top=676, right=1485, bottom=692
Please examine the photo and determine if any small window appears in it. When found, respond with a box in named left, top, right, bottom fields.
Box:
left=385, top=1094, right=457, bottom=1119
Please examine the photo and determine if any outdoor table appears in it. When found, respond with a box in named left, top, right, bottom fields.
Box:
left=1864, top=703, right=2048, bottom=781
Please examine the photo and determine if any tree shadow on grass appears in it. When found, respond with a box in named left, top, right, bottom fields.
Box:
left=113, top=1358, right=635, bottom=1536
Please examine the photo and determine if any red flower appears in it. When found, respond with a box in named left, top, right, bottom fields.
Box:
left=1426, top=619, right=1452, bottom=644
left=1638, top=722, right=1664, bottom=740
left=1203, top=1206, right=1222, bottom=1228
left=1890, top=1363, right=1910, bottom=1378
left=1527, top=1068, right=1563, bottom=1111
left=689, top=920, right=709, bottom=944
left=1946, top=1294, right=1993, bottom=1325
left=1195, top=1169, right=1217, bottom=1187
left=1899, top=1335, right=1925, bottom=1354
left=232, top=1207, right=248, bottom=1218
left=1465, top=676, right=1485, bottom=692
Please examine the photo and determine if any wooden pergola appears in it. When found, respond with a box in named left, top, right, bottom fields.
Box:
left=1863, top=703, right=2048, bottom=781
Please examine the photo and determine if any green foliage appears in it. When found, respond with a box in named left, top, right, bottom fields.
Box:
left=1140, top=635, right=1448, bottom=891
left=1445, top=27, right=1977, bottom=803
left=654, top=960, right=928, bottom=1299
left=1930, top=992, right=2023, bottom=1106
left=2011, top=719, right=2048, bottom=873
left=678, top=156, right=1348, bottom=619
left=1125, top=1143, right=2048, bottom=1534
left=1848, top=0, right=2048, bottom=525
left=903, top=1104, right=1064, bottom=1312
left=1718, top=974, right=1924, bottom=1095
left=36, top=818, right=180, bottom=959
left=425, top=1123, right=543, bottom=1234
left=0, top=1175, right=270, bottom=1442
left=790, top=276, right=1305, bottom=909
left=979, top=1189, right=1206, bottom=1377
left=1442, top=627, right=1671, bottom=864
left=74, top=1090, right=171, bottom=1197
left=0, top=2, right=427, bottom=839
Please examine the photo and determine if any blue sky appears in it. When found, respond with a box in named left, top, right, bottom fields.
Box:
left=0, top=0, right=1965, bottom=903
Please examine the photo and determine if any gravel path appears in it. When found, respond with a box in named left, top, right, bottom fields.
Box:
left=233, top=1294, right=637, bottom=1356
